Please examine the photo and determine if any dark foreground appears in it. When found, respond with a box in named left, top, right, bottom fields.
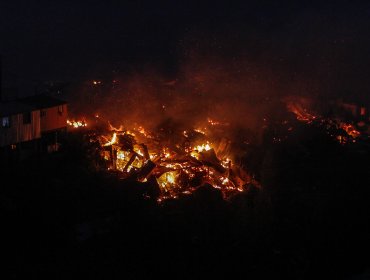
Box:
left=1, top=129, right=370, bottom=279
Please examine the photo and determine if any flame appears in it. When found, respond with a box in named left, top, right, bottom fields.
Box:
left=104, top=132, right=117, bottom=146
left=137, top=126, right=147, bottom=135
left=190, top=142, right=212, bottom=159
left=287, top=102, right=317, bottom=122
left=194, top=128, right=207, bottom=135
left=89, top=120, right=256, bottom=201
left=166, top=172, right=176, bottom=184
left=286, top=100, right=361, bottom=145
left=340, top=123, right=360, bottom=138
left=108, top=122, right=124, bottom=132
left=221, top=158, right=231, bottom=168
left=67, top=119, right=87, bottom=128
left=194, top=142, right=211, bottom=152
left=157, top=171, right=178, bottom=189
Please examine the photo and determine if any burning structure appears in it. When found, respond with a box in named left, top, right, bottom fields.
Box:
left=59, top=57, right=370, bottom=204
left=84, top=119, right=259, bottom=202
left=65, top=77, right=370, bottom=203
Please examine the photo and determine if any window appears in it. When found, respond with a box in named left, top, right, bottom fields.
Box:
left=23, top=112, right=31, bottom=124
left=58, top=105, right=63, bottom=115
left=40, top=110, right=46, bottom=117
left=1, top=116, right=10, bottom=128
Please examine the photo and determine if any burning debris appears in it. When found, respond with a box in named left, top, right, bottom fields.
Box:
left=286, top=99, right=362, bottom=144
left=82, top=118, right=258, bottom=202
left=65, top=92, right=368, bottom=203
left=339, top=123, right=360, bottom=139
left=286, top=102, right=317, bottom=123
left=67, top=119, right=88, bottom=128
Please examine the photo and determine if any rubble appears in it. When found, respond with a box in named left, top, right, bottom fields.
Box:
left=85, top=120, right=259, bottom=202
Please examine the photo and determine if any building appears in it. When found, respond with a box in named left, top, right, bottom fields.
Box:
left=18, top=95, right=68, bottom=152
left=0, top=101, right=41, bottom=147
left=18, top=95, right=67, bottom=134
left=0, top=95, right=68, bottom=155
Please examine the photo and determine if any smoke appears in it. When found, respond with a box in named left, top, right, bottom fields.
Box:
left=67, top=31, right=290, bottom=148
left=73, top=57, right=280, bottom=142
left=68, top=8, right=370, bottom=143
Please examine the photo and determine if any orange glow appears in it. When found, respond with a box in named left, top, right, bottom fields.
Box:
left=194, top=142, right=211, bottom=152
left=90, top=121, right=255, bottom=201
left=287, top=102, right=317, bottom=122
left=67, top=119, right=87, bottom=128
left=340, top=123, right=361, bottom=138
left=190, top=142, right=212, bottom=159
left=103, top=132, right=117, bottom=146
left=286, top=100, right=361, bottom=145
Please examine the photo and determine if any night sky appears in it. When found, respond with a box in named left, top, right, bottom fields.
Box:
left=2, top=1, right=370, bottom=100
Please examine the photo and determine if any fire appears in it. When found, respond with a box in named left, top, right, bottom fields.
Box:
left=162, top=148, right=171, bottom=159
left=286, top=100, right=362, bottom=144
left=194, top=142, right=211, bottom=152
left=157, top=171, right=178, bottom=189
left=194, top=128, right=207, bottom=135
left=340, top=123, right=360, bottom=138
left=103, top=132, right=117, bottom=146
left=190, top=142, right=212, bottom=159
left=67, top=119, right=87, bottom=128
left=287, top=102, right=317, bottom=123
left=136, top=126, right=147, bottom=135
left=88, top=120, right=254, bottom=202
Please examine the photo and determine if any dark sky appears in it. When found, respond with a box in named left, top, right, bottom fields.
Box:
left=2, top=0, right=370, bottom=100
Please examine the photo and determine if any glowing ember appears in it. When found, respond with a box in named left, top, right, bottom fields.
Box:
left=340, top=123, right=360, bottom=138
left=207, top=118, right=229, bottom=126
left=88, top=121, right=255, bottom=202
left=194, top=128, right=207, bottom=135
left=67, top=119, right=87, bottom=128
left=157, top=171, right=178, bottom=189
